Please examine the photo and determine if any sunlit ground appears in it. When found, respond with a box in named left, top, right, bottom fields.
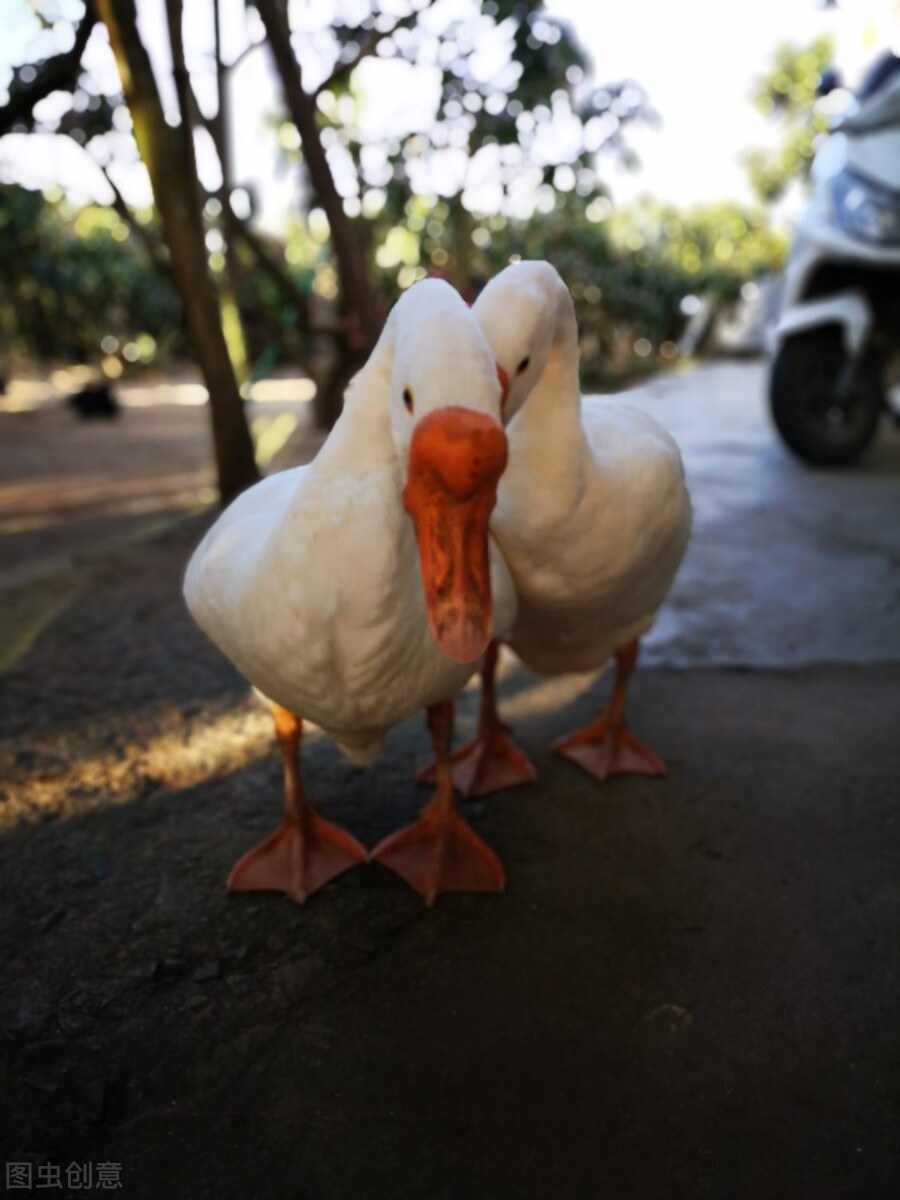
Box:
left=0, top=368, right=321, bottom=583
left=0, top=644, right=600, bottom=835
left=0, top=368, right=318, bottom=413
left=0, top=697, right=274, bottom=835
left=0, top=368, right=328, bottom=690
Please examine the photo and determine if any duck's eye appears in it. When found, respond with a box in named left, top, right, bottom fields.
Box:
left=516, top=356, right=530, bottom=375
left=403, top=388, right=414, bottom=412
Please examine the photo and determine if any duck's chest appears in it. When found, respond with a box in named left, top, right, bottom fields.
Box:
left=244, top=510, right=468, bottom=730
left=327, top=559, right=467, bottom=723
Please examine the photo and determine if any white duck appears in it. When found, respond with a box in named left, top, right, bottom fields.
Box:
left=184, top=280, right=516, bottom=904
left=434, top=260, right=692, bottom=793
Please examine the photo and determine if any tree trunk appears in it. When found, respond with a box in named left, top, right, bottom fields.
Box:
left=449, top=194, right=473, bottom=300
left=96, top=0, right=258, bottom=504
left=255, top=0, right=381, bottom=426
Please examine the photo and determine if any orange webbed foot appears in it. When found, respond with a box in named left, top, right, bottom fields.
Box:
left=417, top=723, right=537, bottom=798
left=228, top=814, right=366, bottom=905
left=371, top=804, right=506, bottom=907
left=552, top=711, right=666, bottom=785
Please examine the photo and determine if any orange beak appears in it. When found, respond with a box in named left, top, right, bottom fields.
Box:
left=404, top=407, right=508, bottom=664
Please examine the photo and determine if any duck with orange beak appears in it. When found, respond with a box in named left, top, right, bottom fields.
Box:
left=184, top=280, right=515, bottom=905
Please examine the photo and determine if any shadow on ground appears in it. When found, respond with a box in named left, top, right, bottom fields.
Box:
left=1, top=518, right=899, bottom=1200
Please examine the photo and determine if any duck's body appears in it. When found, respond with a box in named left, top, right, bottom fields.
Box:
left=444, top=260, right=691, bottom=792
left=184, top=280, right=514, bottom=902
left=185, top=403, right=515, bottom=764
left=495, top=396, right=690, bottom=677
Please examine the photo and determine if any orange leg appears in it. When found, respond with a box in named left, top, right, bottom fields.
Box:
left=552, top=640, right=666, bottom=784
left=417, top=642, right=537, bottom=798
left=372, top=699, right=506, bottom=906
left=228, top=708, right=366, bottom=905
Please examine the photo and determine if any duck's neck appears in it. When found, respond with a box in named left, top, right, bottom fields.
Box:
left=516, top=289, right=582, bottom=425
left=504, top=303, right=586, bottom=508
left=314, top=341, right=399, bottom=479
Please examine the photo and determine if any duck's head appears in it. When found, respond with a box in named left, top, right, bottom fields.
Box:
left=382, top=279, right=508, bottom=665
left=472, top=260, right=575, bottom=423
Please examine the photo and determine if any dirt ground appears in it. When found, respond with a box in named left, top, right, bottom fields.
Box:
left=1, top=365, right=899, bottom=1199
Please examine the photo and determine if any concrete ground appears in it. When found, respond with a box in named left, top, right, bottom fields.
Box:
left=1, top=361, right=899, bottom=1199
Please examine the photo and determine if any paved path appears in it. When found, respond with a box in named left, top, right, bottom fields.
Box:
left=4, top=361, right=898, bottom=660
left=1, top=361, right=898, bottom=1200
left=629, top=362, right=900, bottom=667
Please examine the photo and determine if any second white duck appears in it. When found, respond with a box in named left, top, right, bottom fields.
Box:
left=434, top=260, right=692, bottom=794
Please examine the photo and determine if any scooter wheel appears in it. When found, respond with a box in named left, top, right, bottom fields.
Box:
left=769, top=327, right=883, bottom=467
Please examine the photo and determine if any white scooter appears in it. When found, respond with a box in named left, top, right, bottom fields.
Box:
left=770, top=51, right=900, bottom=465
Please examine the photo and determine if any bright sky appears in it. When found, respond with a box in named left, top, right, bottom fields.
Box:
left=550, top=0, right=900, bottom=207
left=0, top=0, right=897, bottom=226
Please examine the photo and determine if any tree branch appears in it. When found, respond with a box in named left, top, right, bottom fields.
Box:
left=316, top=25, right=383, bottom=97
left=98, top=159, right=173, bottom=280
left=315, top=4, right=435, bottom=97
left=255, top=0, right=381, bottom=355
left=226, top=40, right=264, bottom=75
left=233, top=218, right=343, bottom=338
left=0, top=2, right=96, bottom=137
left=163, top=0, right=205, bottom=224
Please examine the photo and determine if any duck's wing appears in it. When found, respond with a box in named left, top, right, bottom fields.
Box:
left=580, top=397, right=692, bottom=607
left=582, top=398, right=690, bottom=529
left=183, top=466, right=308, bottom=648
left=582, top=397, right=684, bottom=477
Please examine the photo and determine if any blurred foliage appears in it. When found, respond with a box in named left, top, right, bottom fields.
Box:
left=743, top=35, right=833, bottom=203
left=0, top=183, right=324, bottom=374
left=318, top=0, right=652, bottom=205
left=0, top=179, right=789, bottom=386
left=0, top=0, right=791, bottom=390
left=370, top=192, right=788, bottom=386
left=291, top=0, right=653, bottom=296
left=0, top=184, right=184, bottom=366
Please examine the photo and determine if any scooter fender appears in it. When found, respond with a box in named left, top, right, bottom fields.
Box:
left=771, top=289, right=872, bottom=358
